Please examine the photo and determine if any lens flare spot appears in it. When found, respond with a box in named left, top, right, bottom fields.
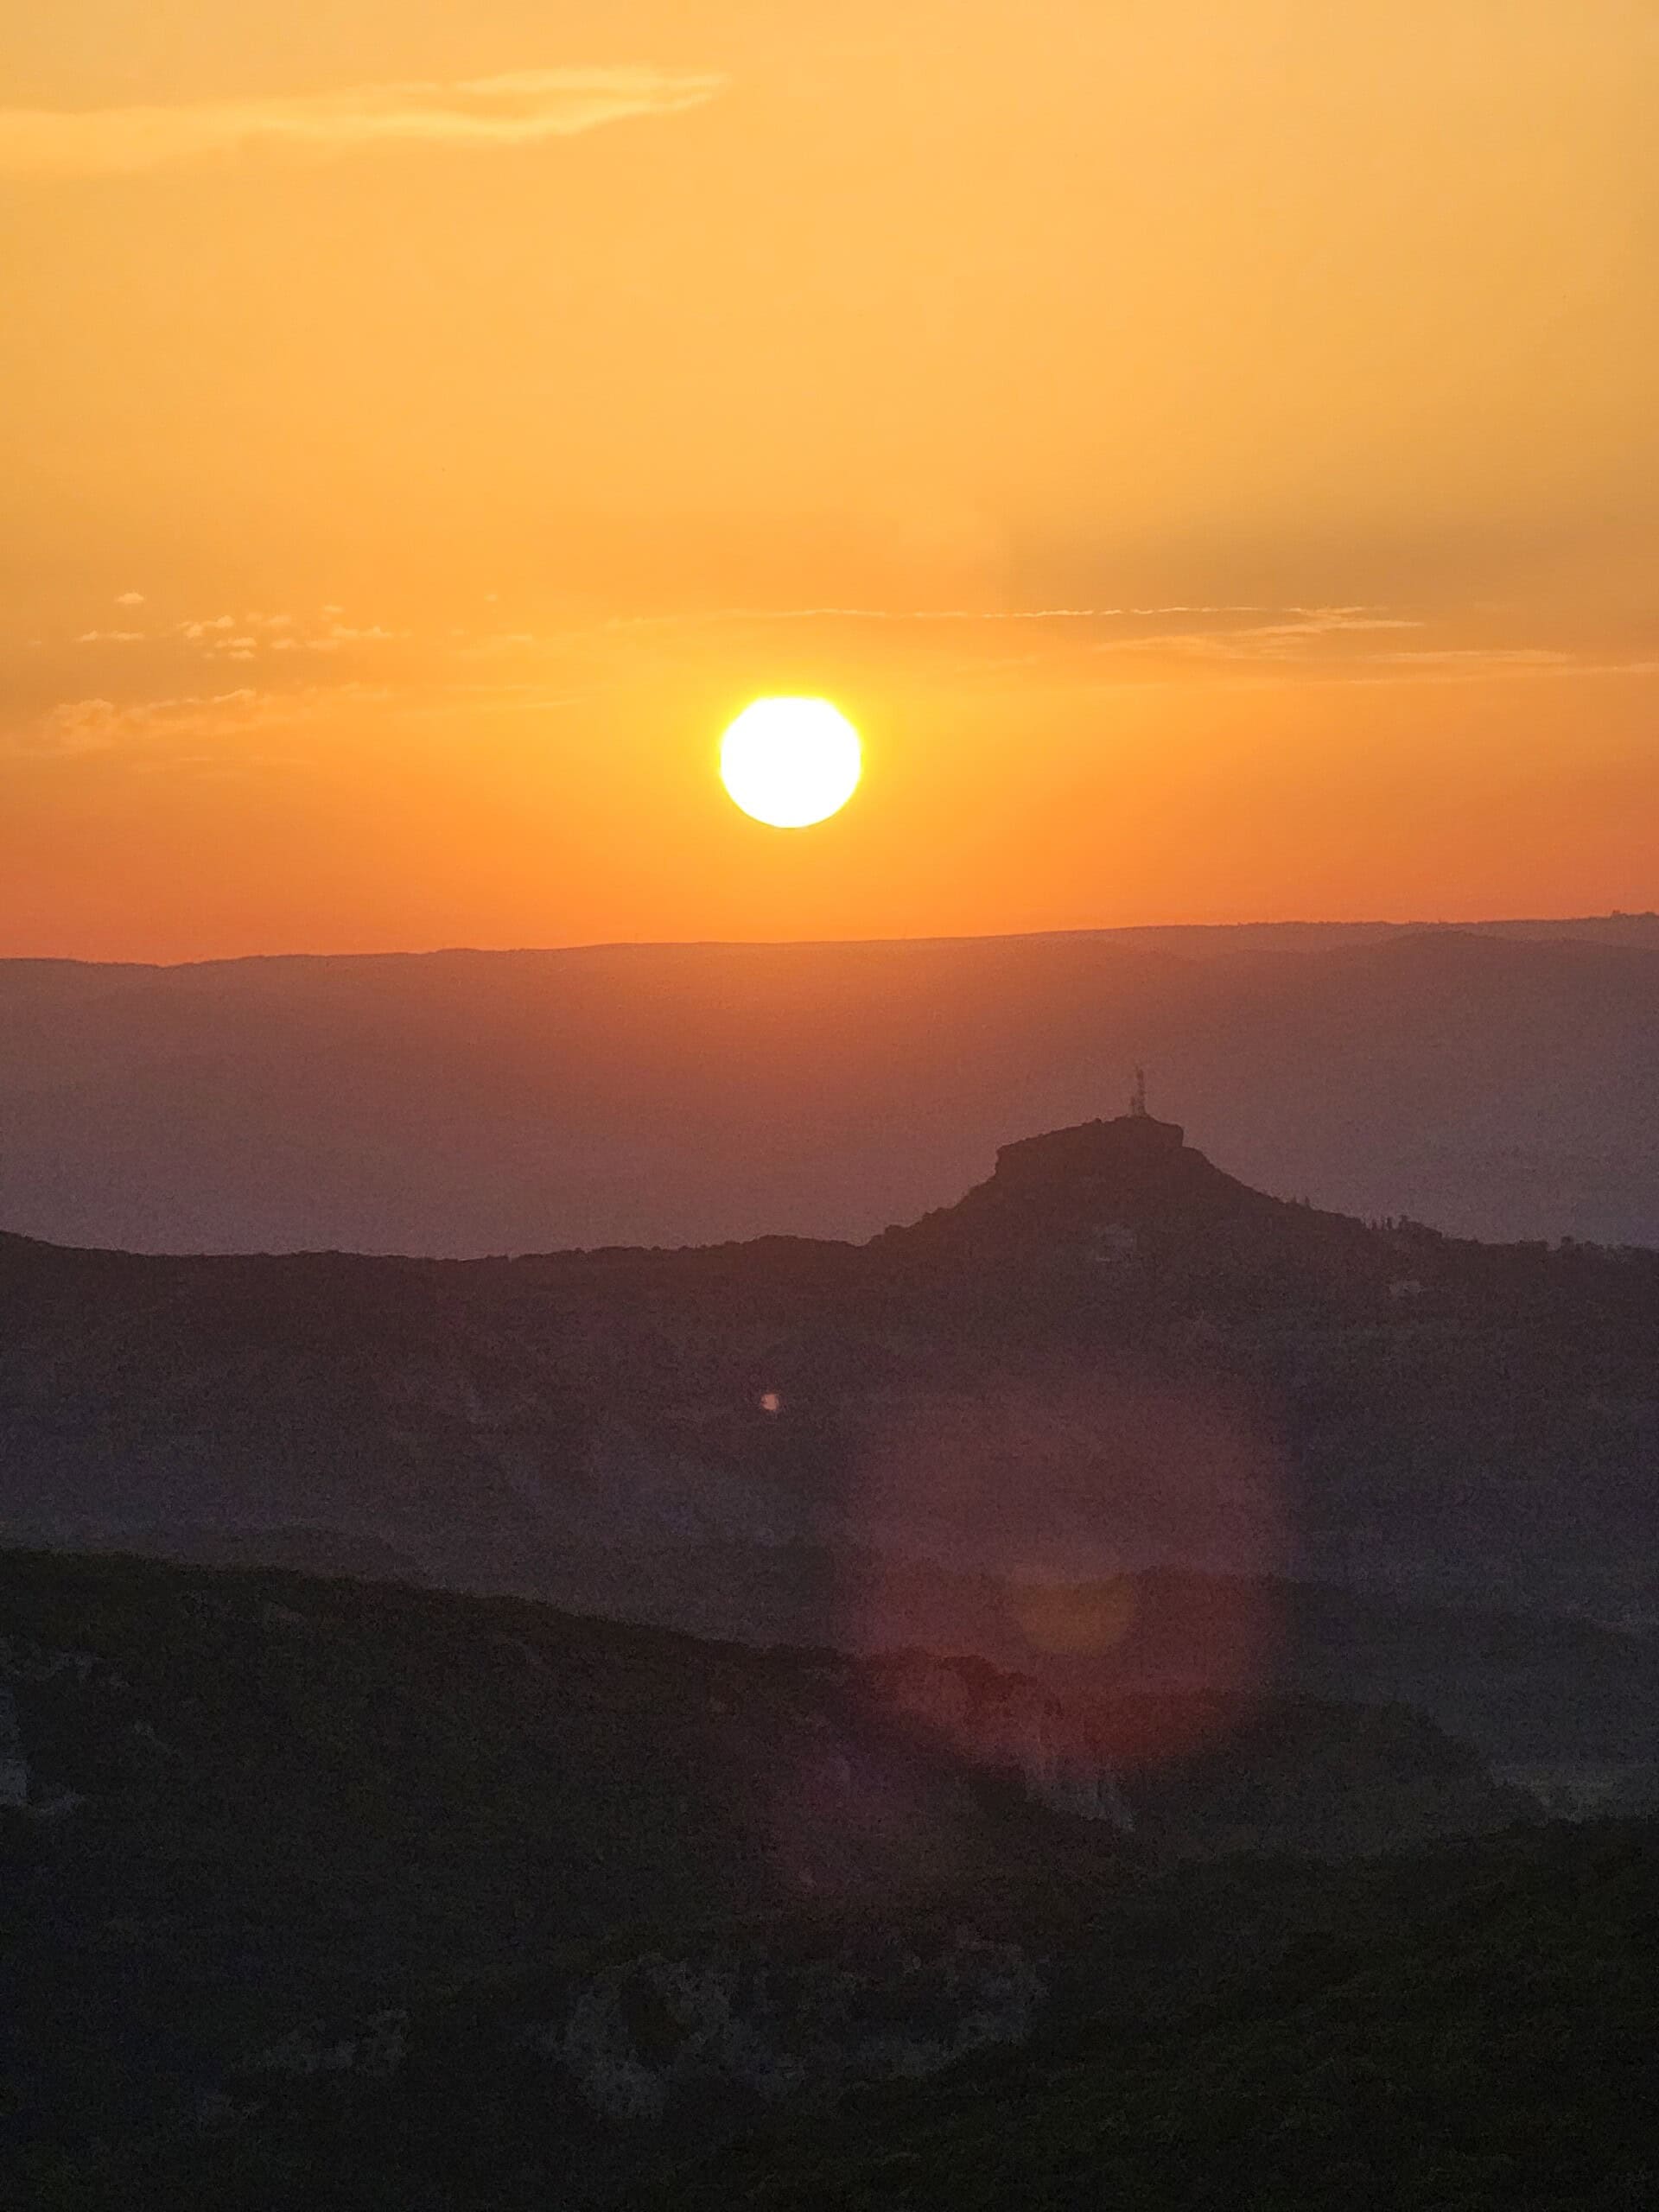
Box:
left=1008, top=1573, right=1140, bottom=1656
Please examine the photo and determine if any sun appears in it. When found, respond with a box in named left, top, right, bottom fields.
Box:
left=719, top=698, right=862, bottom=829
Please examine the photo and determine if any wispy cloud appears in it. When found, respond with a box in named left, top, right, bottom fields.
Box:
left=1334, top=652, right=1659, bottom=688
left=0, top=67, right=728, bottom=181
left=177, top=610, right=406, bottom=658
left=1363, top=646, right=1573, bottom=668
left=1088, top=610, right=1423, bottom=662
left=17, top=684, right=385, bottom=757
left=24, top=691, right=264, bottom=756
left=602, top=604, right=1343, bottom=630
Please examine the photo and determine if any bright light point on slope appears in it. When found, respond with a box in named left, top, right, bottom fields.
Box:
left=719, top=698, right=862, bottom=828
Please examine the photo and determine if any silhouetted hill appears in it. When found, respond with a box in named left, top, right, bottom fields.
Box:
left=3, top=921, right=1658, bottom=1255
left=874, top=1108, right=1389, bottom=1307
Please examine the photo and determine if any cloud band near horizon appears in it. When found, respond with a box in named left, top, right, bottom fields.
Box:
left=0, top=68, right=729, bottom=179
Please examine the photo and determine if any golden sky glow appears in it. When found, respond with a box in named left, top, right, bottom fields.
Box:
left=2, top=1, right=1656, bottom=957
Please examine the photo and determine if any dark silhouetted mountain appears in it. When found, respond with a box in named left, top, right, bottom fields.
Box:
left=3, top=920, right=1658, bottom=1255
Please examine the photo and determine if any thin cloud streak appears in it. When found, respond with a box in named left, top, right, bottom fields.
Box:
left=603, top=604, right=1398, bottom=630
left=1082, top=654, right=1659, bottom=696
left=12, top=684, right=389, bottom=758
left=725, top=607, right=1157, bottom=624
left=0, top=68, right=728, bottom=180
left=1087, top=613, right=1425, bottom=662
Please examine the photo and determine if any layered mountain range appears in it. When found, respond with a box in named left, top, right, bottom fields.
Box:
left=3, top=1102, right=1655, bottom=2195
left=3, top=1104, right=1656, bottom=1780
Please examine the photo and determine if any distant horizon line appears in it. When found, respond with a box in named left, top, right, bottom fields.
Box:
left=3, top=910, right=1656, bottom=973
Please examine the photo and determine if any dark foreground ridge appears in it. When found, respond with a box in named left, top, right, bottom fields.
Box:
left=634, top=1820, right=1658, bottom=2212
left=0, top=1543, right=1604, bottom=2210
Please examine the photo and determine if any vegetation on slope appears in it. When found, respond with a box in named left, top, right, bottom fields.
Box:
left=3, top=1545, right=1532, bottom=2196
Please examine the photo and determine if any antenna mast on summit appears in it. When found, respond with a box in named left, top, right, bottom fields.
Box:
left=1130, top=1065, right=1149, bottom=1118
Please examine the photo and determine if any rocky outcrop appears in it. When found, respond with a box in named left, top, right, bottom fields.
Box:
left=0, top=1639, right=95, bottom=1816
left=540, top=1932, right=1046, bottom=2121
left=0, top=1687, right=28, bottom=1808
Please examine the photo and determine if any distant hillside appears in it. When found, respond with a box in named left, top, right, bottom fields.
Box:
left=3, top=921, right=1658, bottom=1255
left=461, top=1547, right=1659, bottom=1783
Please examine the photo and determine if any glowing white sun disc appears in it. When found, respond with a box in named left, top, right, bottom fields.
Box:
left=719, top=697, right=862, bottom=828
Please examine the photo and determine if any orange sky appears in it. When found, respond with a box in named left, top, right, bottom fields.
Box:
left=2, top=0, right=1656, bottom=959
